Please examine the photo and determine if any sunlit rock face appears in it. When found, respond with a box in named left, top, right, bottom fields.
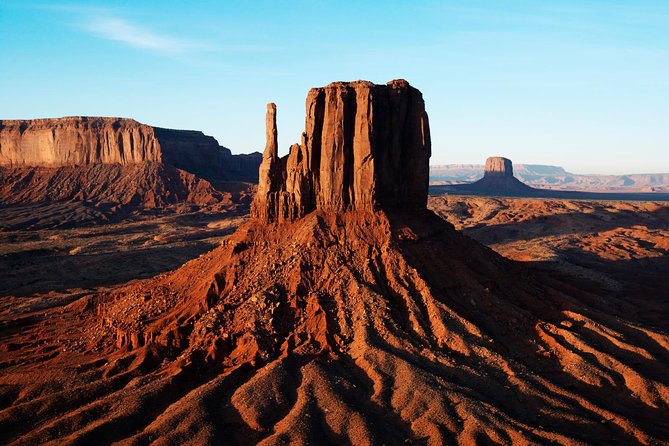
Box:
left=0, top=117, right=162, bottom=166
left=0, top=116, right=261, bottom=182
left=251, top=79, right=431, bottom=222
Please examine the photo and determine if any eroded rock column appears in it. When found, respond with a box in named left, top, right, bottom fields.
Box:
left=251, top=79, right=431, bottom=223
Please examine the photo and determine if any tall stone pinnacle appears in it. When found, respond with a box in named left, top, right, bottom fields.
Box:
left=264, top=102, right=278, bottom=161
left=251, top=80, right=431, bottom=222
left=251, top=104, right=279, bottom=221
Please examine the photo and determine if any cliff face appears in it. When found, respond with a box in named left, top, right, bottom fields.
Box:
left=0, top=117, right=261, bottom=183
left=484, top=156, right=513, bottom=177
left=0, top=117, right=162, bottom=166
left=251, top=79, right=431, bottom=222
left=154, top=127, right=260, bottom=183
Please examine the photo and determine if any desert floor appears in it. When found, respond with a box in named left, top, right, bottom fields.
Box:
left=1, top=196, right=668, bottom=444
left=3, top=196, right=667, bottom=319
left=430, top=195, right=669, bottom=326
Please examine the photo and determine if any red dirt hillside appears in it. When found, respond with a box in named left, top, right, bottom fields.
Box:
left=0, top=163, right=224, bottom=208
left=1, top=80, right=668, bottom=445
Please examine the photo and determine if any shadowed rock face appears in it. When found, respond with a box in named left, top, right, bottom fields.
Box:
left=484, top=156, right=513, bottom=177
left=0, top=117, right=261, bottom=183
left=251, top=79, right=431, bottom=222
left=154, top=127, right=261, bottom=183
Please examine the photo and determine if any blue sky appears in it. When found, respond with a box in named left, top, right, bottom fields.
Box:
left=1, top=1, right=667, bottom=174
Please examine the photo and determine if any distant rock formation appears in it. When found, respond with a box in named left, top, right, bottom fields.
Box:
left=0, top=117, right=261, bottom=183
left=251, top=79, right=431, bottom=222
left=0, top=117, right=261, bottom=216
left=0, top=117, right=161, bottom=166
left=430, top=157, right=669, bottom=201
left=153, top=127, right=262, bottom=183
left=430, top=163, right=669, bottom=193
left=484, top=156, right=514, bottom=177
left=440, top=156, right=534, bottom=196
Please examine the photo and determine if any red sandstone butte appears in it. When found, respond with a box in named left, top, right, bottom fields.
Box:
left=251, top=80, right=431, bottom=222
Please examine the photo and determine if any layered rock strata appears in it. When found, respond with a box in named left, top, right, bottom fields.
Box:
left=0, top=117, right=161, bottom=166
left=251, top=79, right=431, bottom=222
left=0, top=117, right=261, bottom=183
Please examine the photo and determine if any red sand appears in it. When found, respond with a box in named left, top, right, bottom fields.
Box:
left=1, top=208, right=668, bottom=444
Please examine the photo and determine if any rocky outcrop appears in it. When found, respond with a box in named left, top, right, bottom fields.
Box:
left=439, top=156, right=534, bottom=197
left=0, top=117, right=161, bottom=166
left=0, top=117, right=261, bottom=183
left=484, top=156, right=513, bottom=177
left=251, top=79, right=431, bottom=222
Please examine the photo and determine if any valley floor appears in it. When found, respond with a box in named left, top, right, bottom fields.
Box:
left=1, top=196, right=668, bottom=444
left=3, top=195, right=668, bottom=327
left=430, top=195, right=669, bottom=327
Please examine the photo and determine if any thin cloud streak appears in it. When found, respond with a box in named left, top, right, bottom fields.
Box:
left=31, top=4, right=282, bottom=56
left=81, top=14, right=280, bottom=55
left=82, top=15, right=198, bottom=54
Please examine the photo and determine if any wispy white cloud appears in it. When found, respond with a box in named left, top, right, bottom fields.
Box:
left=30, top=4, right=278, bottom=57
left=28, top=4, right=205, bottom=55
left=81, top=15, right=199, bottom=55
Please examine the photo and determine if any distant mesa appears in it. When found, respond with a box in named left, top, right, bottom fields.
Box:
left=429, top=161, right=669, bottom=194
left=484, top=156, right=514, bottom=177
left=445, top=156, right=533, bottom=196
left=430, top=156, right=669, bottom=201
left=0, top=117, right=262, bottom=212
left=251, top=79, right=431, bottom=222
left=0, top=116, right=261, bottom=183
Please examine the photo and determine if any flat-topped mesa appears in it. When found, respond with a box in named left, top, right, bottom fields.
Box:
left=0, top=117, right=162, bottom=165
left=484, top=156, right=514, bottom=177
left=445, top=156, right=534, bottom=196
left=251, top=79, right=431, bottom=222
left=0, top=116, right=262, bottom=182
